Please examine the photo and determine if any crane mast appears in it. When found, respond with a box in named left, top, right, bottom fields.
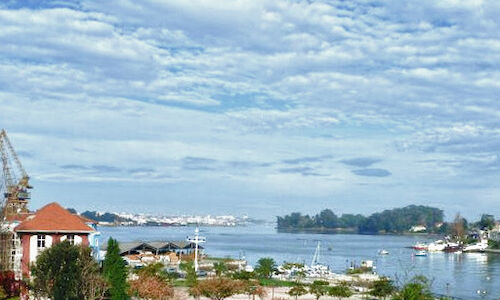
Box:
left=0, top=129, right=31, bottom=217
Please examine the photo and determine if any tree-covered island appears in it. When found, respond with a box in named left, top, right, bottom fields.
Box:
left=277, top=205, right=446, bottom=234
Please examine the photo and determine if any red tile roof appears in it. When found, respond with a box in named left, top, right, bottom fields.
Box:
left=14, top=202, right=95, bottom=233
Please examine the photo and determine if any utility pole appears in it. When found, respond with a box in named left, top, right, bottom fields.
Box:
left=187, top=227, right=205, bottom=272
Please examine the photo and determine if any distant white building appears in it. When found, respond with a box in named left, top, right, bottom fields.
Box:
left=409, top=225, right=427, bottom=233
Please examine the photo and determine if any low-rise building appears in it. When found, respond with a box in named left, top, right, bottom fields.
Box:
left=9, top=202, right=97, bottom=278
left=102, top=240, right=203, bottom=268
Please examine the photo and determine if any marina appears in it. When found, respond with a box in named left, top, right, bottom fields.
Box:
left=101, top=224, right=500, bottom=299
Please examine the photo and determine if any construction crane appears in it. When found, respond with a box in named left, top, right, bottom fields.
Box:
left=0, top=129, right=31, bottom=216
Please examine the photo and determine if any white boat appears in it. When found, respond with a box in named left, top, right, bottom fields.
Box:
left=463, top=240, right=488, bottom=252
left=379, top=249, right=389, bottom=255
left=415, top=250, right=428, bottom=257
left=427, top=240, right=446, bottom=252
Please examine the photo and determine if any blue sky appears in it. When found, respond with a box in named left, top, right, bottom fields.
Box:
left=1, top=0, right=499, bottom=220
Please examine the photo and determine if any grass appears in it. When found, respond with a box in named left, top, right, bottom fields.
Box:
left=258, top=278, right=297, bottom=287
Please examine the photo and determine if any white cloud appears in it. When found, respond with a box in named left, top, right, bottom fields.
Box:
left=0, top=0, right=499, bottom=218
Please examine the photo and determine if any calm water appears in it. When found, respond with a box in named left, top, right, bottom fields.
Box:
left=100, top=224, right=500, bottom=299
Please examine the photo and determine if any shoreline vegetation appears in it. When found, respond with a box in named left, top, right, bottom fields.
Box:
left=277, top=205, right=447, bottom=234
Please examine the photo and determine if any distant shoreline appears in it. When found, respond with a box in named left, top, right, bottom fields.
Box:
left=277, top=227, right=443, bottom=237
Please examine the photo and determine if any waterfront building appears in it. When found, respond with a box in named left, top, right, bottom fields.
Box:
left=8, top=202, right=97, bottom=278
left=102, top=240, right=203, bottom=268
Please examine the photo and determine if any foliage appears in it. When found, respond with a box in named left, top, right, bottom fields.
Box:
left=213, top=262, right=228, bottom=277
left=0, top=271, right=23, bottom=298
left=392, top=275, right=434, bottom=300
left=309, top=280, right=329, bottom=300
left=288, top=283, right=307, bottom=300
left=0, top=286, right=6, bottom=299
left=258, top=278, right=296, bottom=287
left=277, top=205, right=444, bottom=233
left=477, top=214, right=495, bottom=230
left=180, top=261, right=198, bottom=287
left=488, top=239, right=500, bottom=249
left=31, top=241, right=104, bottom=300
left=369, top=277, right=396, bottom=299
left=232, top=270, right=254, bottom=281
left=328, top=284, right=352, bottom=299
left=128, top=272, right=174, bottom=300
left=242, top=280, right=267, bottom=299
left=189, top=277, right=245, bottom=300
left=79, top=246, right=108, bottom=300
left=103, top=238, right=128, bottom=300
left=451, top=213, right=468, bottom=241
left=346, top=266, right=372, bottom=274
left=254, top=257, right=277, bottom=279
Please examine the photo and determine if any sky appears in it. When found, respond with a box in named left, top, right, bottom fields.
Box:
left=0, top=0, right=499, bottom=221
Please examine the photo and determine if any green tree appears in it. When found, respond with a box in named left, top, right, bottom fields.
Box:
left=392, top=275, right=434, bottom=300
left=328, top=284, right=352, bottom=300
left=103, top=238, right=128, bottom=300
left=180, top=261, right=198, bottom=287
left=478, top=214, right=495, bottom=230
left=309, top=280, right=329, bottom=300
left=254, top=257, right=277, bottom=279
left=369, top=277, right=395, bottom=299
left=213, top=262, right=228, bottom=277
left=288, top=283, right=307, bottom=300
left=31, top=241, right=82, bottom=300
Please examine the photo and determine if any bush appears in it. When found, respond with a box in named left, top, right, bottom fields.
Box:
left=189, top=277, right=245, bottom=300
left=392, top=275, right=434, bottom=300
left=309, top=280, right=329, bottom=300
left=488, top=240, right=500, bottom=249
left=369, top=277, right=396, bottom=299
left=0, top=271, right=23, bottom=298
left=328, top=284, right=352, bottom=300
left=288, top=283, right=307, bottom=300
left=129, top=274, right=174, bottom=300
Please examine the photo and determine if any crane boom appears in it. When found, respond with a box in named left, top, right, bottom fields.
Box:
left=0, top=129, right=31, bottom=216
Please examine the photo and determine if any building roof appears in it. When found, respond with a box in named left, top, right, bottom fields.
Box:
left=102, top=240, right=203, bottom=255
left=14, top=202, right=95, bottom=233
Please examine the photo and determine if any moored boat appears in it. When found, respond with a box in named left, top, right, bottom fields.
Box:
left=379, top=249, right=389, bottom=255
left=413, top=242, right=428, bottom=250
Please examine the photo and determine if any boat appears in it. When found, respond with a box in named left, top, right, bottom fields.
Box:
left=379, top=249, right=389, bottom=255
left=427, top=240, right=446, bottom=252
left=413, top=242, right=428, bottom=250
left=463, top=240, right=488, bottom=252
left=443, top=242, right=462, bottom=253
left=307, top=241, right=334, bottom=278
left=415, top=250, right=428, bottom=257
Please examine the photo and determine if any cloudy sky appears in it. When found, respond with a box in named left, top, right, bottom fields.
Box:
left=1, top=0, right=499, bottom=220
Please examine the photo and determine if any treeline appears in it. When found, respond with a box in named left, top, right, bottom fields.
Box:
left=67, top=208, right=134, bottom=224
left=277, top=205, right=444, bottom=234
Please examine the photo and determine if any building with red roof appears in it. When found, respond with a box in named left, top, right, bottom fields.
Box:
left=12, top=202, right=96, bottom=277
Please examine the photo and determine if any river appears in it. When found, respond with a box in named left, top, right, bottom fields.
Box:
left=99, top=224, right=500, bottom=299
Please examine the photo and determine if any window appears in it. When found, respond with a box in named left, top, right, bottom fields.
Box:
left=37, top=235, right=46, bottom=248
left=67, top=234, right=75, bottom=245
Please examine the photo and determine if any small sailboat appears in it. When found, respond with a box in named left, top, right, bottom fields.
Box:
left=415, top=250, right=428, bottom=257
